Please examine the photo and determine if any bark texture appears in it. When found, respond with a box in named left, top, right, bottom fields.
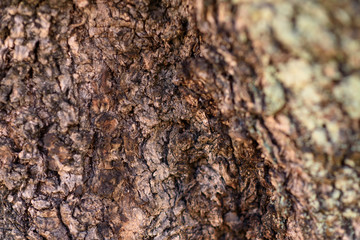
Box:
left=0, top=0, right=359, bottom=239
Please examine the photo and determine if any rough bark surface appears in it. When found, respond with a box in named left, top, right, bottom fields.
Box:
left=0, top=0, right=359, bottom=239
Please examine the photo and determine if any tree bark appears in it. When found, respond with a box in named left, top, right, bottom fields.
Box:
left=0, top=0, right=359, bottom=239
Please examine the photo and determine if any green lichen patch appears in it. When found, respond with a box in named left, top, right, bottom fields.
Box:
left=263, top=66, right=286, bottom=115
left=334, top=75, right=360, bottom=119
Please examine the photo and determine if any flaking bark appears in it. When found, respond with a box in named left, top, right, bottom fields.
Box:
left=0, top=0, right=359, bottom=239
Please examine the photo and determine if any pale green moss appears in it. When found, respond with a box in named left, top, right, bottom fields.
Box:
left=332, top=190, right=341, bottom=200
left=263, top=67, right=286, bottom=115
left=343, top=209, right=357, bottom=219
left=311, top=198, right=320, bottom=211
left=324, top=197, right=337, bottom=210
left=334, top=9, right=351, bottom=25
left=293, top=107, right=317, bottom=130
left=300, top=85, right=322, bottom=106
left=334, top=75, right=360, bottom=119
left=272, top=3, right=299, bottom=50
left=229, top=1, right=360, bottom=237
left=341, top=37, right=360, bottom=70
left=314, top=62, right=339, bottom=87
left=342, top=191, right=358, bottom=205
left=304, top=153, right=326, bottom=177
left=325, top=121, right=340, bottom=144
left=344, top=159, right=356, bottom=168
left=334, top=167, right=360, bottom=206
left=278, top=59, right=312, bottom=90
left=296, top=2, right=335, bottom=53
left=342, top=37, right=360, bottom=56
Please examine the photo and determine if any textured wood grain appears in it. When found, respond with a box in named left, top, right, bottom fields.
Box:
left=0, top=0, right=359, bottom=239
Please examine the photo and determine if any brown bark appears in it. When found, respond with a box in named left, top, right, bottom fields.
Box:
left=0, top=0, right=359, bottom=239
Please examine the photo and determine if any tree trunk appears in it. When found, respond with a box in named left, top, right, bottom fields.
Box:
left=0, top=0, right=359, bottom=239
